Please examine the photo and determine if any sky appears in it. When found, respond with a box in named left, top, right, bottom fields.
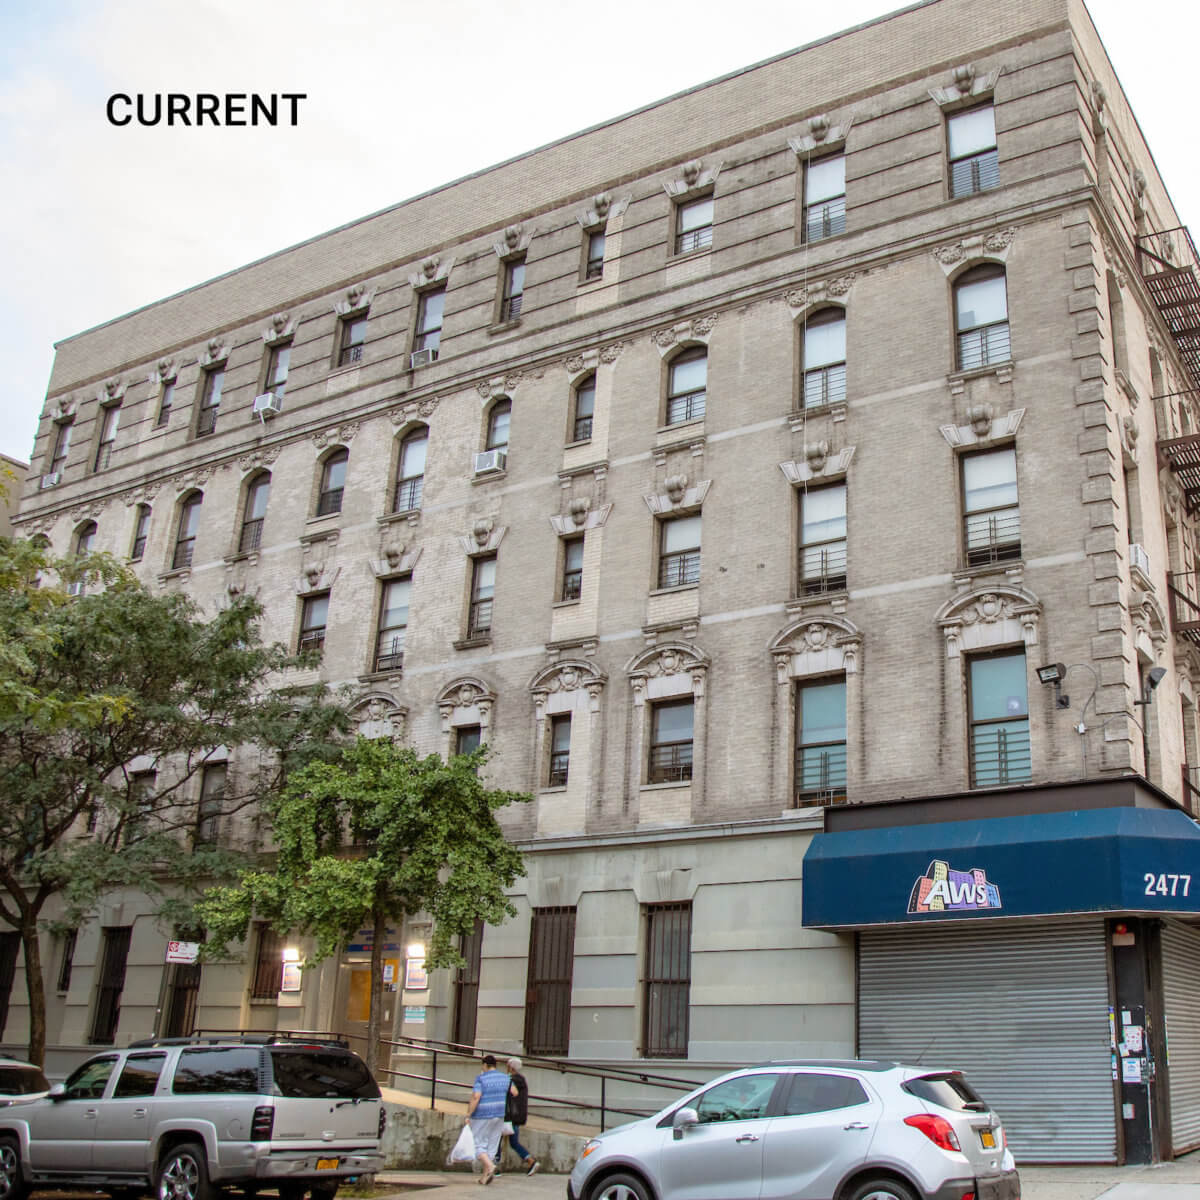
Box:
left=0, top=0, right=1194, bottom=466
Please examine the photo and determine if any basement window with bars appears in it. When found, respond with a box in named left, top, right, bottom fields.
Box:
left=524, top=906, right=576, bottom=1054
left=642, top=902, right=691, bottom=1058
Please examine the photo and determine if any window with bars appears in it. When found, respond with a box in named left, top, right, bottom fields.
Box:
left=659, top=515, right=701, bottom=589
left=524, top=907, right=576, bottom=1054
left=968, top=649, right=1031, bottom=788
left=299, top=592, right=330, bottom=654
left=804, top=154, right=846, bottom=242
left=265, top=342, right=291, bottom=396
left=130, top=503, right=151, bottom=561
left=675, top=195, right=713, bottom=255
left=500, top=257, right=526, bottom=322
left=584, top=229, right=606, bottom=280
left=374, top=577, right=410, bottom=673
left=196, top=368, right=223, bottom=437
left=948, top=104, right=999, bottom=198
left=452, top=920, right=484, bottom=1047
left=962, top=447, right=1020, bottom=565
left=801, top=309, right=846, bottom=409
left=195, top=763, right=226, bottom=846
left=666, top=348, right=706, bottom=425
left=338, top=315, right=367, bottom=366
left=316, top=449, right=348, bottom=516
left=548, top=714, right=572, bottom=787
left=164, top=962, right=201, bottom=1038
left=414, top=286, right=445, bottom=358
left=93, top=403, right=120, bottom=472
left=156, top=379, right=175, bottom=427
left=173, top=493, right=202, bottom=570
left=394, top=428, right=428, bottom=512
left=560, top=537, right=584, bottom=602
left=649, top=699, right=694, bottom=784
left=572, top=374, right=595, bottom=442
left=468, top=555, right=496, bottom=638
left=799, top=484, right=847, bottom=595
left=250, top=923, right=284, bottom=999
left=642, top=902, right=691, bottom=1058
left=795, top=678, right=847, bottom=806
left=89, top=926, right=132, bottom=1044
left=239, top=473, right=270, bottom=554
left=954, top=264, right=1010, bottom=370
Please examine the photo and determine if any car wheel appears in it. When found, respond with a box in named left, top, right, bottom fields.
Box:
left=0, top=1137, right=29, bottom=1200
left=157, top=1142, right=215, bottom=1200
left=591, top=1173, right=652, bottom=1200
left=310, top=1186, right=338, bottom=1200
left=843, top=1178, right=918, bottom=1200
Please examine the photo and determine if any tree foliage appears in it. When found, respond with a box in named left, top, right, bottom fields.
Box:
left=198, top=736, right=530, bottom=1069
left=0, top=536, right=348, bottom=1064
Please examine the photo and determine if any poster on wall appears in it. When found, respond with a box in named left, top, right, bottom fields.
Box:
left=405, top=957, right=428, bottom=990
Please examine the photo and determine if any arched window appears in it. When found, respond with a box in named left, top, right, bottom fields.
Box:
left=394, top=428, right=428, bottom=513
left=571, top=374, right=595, bottom=442
left=173, top=493, right=202, bottom=570
left=130, top=504, right=152, bottom=561
left=666, top=348, right=706, bottom=425
left=954, top=264, right=1009, bottom=370
left=316, top=449, right=349, bottom=516
left=486, top=400, right=511, bottom=452
left=240, top=472, right=271, bottom=553
left=800, top=309, right=846, bottom=408
left=75, top=521, right=97, bottom=558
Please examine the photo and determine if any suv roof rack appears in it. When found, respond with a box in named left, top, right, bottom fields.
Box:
left=127, top=1031, right=351, bottom=1050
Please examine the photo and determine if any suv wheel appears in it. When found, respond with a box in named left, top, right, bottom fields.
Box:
left=0, top=1137, right=28, bottom=1200
left=592, top=1174, right=651, bottom=1200
left=157, top=1142, right=215, bottom=1200
left=843, top=1179, right=918, bottom=1200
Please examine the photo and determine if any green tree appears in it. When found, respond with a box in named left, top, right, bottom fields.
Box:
left=198, top=736, right=530, bottom=1072
left=0, top=537, right=347, bottom=1065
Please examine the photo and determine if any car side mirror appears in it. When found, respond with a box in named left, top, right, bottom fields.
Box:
left=48, top=1083, right=66, bottom=1101
left=672, top=1107, right=699, bottom=1140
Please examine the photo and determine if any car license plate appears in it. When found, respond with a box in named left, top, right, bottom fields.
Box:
left=316, top=1158, right=339, bottom=1171
left=980, top=1129, right=997, bottom=1149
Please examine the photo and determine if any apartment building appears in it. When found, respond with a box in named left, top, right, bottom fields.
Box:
left=9, top=0, right=1200, bottom=1162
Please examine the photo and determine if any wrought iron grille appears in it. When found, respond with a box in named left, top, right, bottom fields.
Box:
left=452, top=920, right=485, bottom=1046
left=803, top=363, right=847, bottom=408
left=805, top=195, right=846, bottom=242
left=338, top=342, right=364, bottom=367
left=800, top=542, right=848, bottom=595
left=970, top=721, right=1032, bottom=788
left=239, top=518, right=264, bottom=554
left=394, top=475, right=424, bottom=513
left=524, top=907, right=576, bottom=1055
left=950, top=148, right=1000, bottom=198
left=316, top=487, right=344, bottom=517
left=648, top=741, right=693, bottom=784
left=666, top=389, right=706, bottom=424
left=643, top=903, right=691, bottom=1058
left=676, top=225, right=713, bottom=254
left=469, top=597, right=494, bottom=638
left=964, top=507, right=1021, bottom=566
left=659, top=549, right=700, bottom=589
left=164, top=962, right=201, bottom=1038
left=375, top=636, right=405, bottom=674
left=794, top=744, right=848, bottom=807
left=298, top=628, right=326, bottom=653
left=957, top=322, right=1011, bottom=370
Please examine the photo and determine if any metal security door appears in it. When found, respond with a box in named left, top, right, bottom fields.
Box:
left=858, top=919, right=1116, bottom=1162
left=1160, top=920, right=1200, bottom=1153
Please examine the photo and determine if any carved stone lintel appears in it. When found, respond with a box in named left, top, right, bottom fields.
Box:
left=389, top=396, right=440, bottom=426
left=933, top=228, right=1016, bottom=274
left=311, top=422, right=360, bottom=449
left=651, top=314, right=719, bottom=352
left=788, top=112, right=854, bottom=156
left=939, top=407, right=1025, bottom=448
left=644, top=479, right=711, bottom=515
left=929, top=63, right=1002, bottom=107
left=785, top=274, right=857, bottom=311
left=662, top=160, right=723, bottom=197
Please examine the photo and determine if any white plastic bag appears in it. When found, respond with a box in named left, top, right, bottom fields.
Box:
left=449, top=1123, right=476, bottom=1164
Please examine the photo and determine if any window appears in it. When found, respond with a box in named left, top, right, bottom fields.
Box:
left=666, top=348, right=707, bottom=425
left=675, top=195, right=713, bottom=254
left=795, top=679, right=847, bottom=806
left=156, top=379, right=175, bottom=427
left=696, top=1074, right=780, bottom=1123
left=968, top=649, right=1031, bottom=787
left=265, top=342, right=291, bottom=396
left=524, top=907, right=576, bottom=1055
left=195, top=762, right=226, bottom=846
left=113, top=1053, right=166, bottom=1099
left=468, top=555, right=496, bottom=638
left=317, top=449, right=348, bottom=516
left=124, top=769, right=156, bottom=845
left=643, top=902, right=691, bottom=1058
left=799, top=485, right=847, bottom=594
left=338, top=315, right=367, bottom=366
left=414, top=286, right=445, bottom=359
left=299, top=592, right=329, bottom=653
left=572, top=374, right=595, bottom=442
left=89, top=926, right=132, bottom=1044
left=659, top=515, right=701, bottom=589
left=561, top=536, right=584, bottom=601
left=782, top=1072, right=870, bottom=1115
left=962, top=447, right=1020, bottom=565
left=584, top=229, right=606, bottom=280
left=801, top=309, right=846, bottom=408
left=250, top=923, right=284, bottom=999
left=65, top=1055, right=118, bottom=1096
left=948, top=104, right=999, bottom=198
left=239, top=473, right=270, bottom=553
left=452, top=919, right=484, bottom=1046
left=649, top=698, right=694, bottom=783
left=196, top=368, right=223, bottom=437
left=394, top=428, right=428, bottom=513
left=173, top=1047, right=260, bottom=1093
left=130, top=504, right=152, bottom=561
left=173, top=493, right=202, bottom=570
left=548, top=714, right=572, bottom=786
left=486, top=400, right=511, bottom=452
left=804, top=154, right=846, bottom=242
left=49, top=420, right=72, bottom=476
left=500, top=256, right=525, bottom=322
left=456, top=725, right=482, bottom=756
left=374, top=577, right=410, bottom=672
left=69, top=522, right=97, bottom=595
left=954, top=264, right=1009, bottom=369
left=57, top=929, right=77, bottom=993
left=93, top=404, right=120, bottom=471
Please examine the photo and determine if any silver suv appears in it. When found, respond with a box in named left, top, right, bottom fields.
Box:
left=0, top=1035, right=385, bottom=1200
left=568, top=1059, right=1020, bottom=1200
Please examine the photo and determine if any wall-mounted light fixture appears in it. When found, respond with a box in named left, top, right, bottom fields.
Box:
left=282, top=946, right=301, bottom=963
left=1133, top=666, right=1167, bottom=708
left=1037, top=662, right=1069, bottom=708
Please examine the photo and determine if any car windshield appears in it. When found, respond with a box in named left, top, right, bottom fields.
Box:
left=904, top=1072, right=989, bottom=1112
left=269, top=1049, right=379, bottom=1099
left=0, top=1065, right=49, bottom=1095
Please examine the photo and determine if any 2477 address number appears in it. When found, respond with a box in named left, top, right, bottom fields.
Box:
left=1145, top=873, right=1191, bottom=897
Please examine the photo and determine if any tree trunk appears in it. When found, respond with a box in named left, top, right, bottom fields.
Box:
left=365, top=907, right=386, bottom=1075
left=21, top=917, right=46, bottom=1067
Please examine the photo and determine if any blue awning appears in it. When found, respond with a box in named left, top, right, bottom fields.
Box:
left=802, top=806, right=1200, bottom=929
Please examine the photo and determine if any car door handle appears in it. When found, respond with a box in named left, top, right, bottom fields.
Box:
left=735, top=1134, right=760, bottom=1143
left=133, top=1108, right=147, bottom=1118
left=844, top=1121, right=870, bottom=1131
left=85, top=1108, right=98, bottom=1119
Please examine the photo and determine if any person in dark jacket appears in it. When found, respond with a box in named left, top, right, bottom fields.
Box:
left=504, top=1056, right=539, bottom=1175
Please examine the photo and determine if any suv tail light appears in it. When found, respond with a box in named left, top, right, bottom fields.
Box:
left=378, top=1105, right=388, bottom=1137
left=251, top=1105, right=275, bottom=1141
left=903, top=1113, right=962, bottom=1152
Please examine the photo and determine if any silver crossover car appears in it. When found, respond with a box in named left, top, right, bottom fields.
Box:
left=568, top=1059, right=1019, bottom=1200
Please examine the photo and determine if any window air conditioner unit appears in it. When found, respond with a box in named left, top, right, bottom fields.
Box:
left=252, top=392, right=282, bottom=418
left=40, top=472, right=61, bottom=489
left=474, top=449, right=507, bottom=475
left=410, top=347, right=438, bottom=369
left=1129, top=542, right=1151, bottom=579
